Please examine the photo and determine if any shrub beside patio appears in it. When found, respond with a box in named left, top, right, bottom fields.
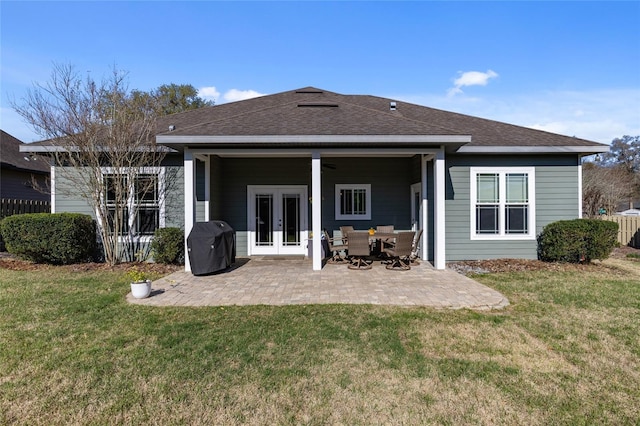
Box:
left=1, top=257, right=639, bottom=424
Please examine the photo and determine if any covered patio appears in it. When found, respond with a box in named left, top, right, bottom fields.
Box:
left=127, top=258, right=509, bottom=310
left=177, top=147, right=457, bottom=272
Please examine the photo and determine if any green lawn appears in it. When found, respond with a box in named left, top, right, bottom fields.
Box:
left=1, top=259, right=639, bottom=425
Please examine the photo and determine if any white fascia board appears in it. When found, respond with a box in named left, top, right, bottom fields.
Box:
left=456, top=145, right=610, bottom=154
left=156, top=134, right=472, bottom=144
left=189, top=148, right=443, bottom=157
left=19, top=145, right=67, bottom=153
left=19, top=145, right=176, bottom=153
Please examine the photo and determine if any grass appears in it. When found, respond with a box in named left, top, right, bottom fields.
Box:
left=1, top=260, right=639, bottom=425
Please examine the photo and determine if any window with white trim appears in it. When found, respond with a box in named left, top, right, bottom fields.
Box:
left=470, top=167, right=535, bottom=239
left=102, top=168, right=164, bottom=237
left=335, top=184, right=371, bottom=220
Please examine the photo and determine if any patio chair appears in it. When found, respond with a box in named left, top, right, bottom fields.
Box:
left=347, top=231, right=373, bottom=270
left=409, top=229, right=423, bottom=264
left=339, top=226, right=355, bottom=245
left=323, top=229, right=349, bottom=264
left=383, top=231, right=415, bottom=270
left=376, top=225, right=395, bottom=255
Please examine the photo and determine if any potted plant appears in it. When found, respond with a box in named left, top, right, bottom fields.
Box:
left=127, top=268, right=152, bottom=299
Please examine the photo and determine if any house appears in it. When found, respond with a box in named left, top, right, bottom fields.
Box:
left=1, top=130, right=50, bottom=202
left=616, top=209, right=640, bottom=216
left=21, top=87, right=609, bottom=270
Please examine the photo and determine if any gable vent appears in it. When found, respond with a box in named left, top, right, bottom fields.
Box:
left=295, top=89, right=324, bottom=94
left=297, top=103, right=339, bottom=108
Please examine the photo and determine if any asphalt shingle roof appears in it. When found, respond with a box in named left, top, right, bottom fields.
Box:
left=0, top=130, right=50, bottom=173
left=155, top=87, right=605, bottom=149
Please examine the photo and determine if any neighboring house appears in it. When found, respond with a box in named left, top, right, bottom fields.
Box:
left=616, top=209, right=640, bottom=216
left=0, top=130, right=50, bottom=202
left=21, top=87, right=608, bottom=270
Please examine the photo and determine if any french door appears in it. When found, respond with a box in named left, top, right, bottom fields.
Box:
left=247, top=186, right=308, bottom=255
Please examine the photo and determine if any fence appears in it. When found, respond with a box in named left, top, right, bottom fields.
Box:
left=601, top=215, right=640, bottom=248
left=0, top=198, right=51, bottom=218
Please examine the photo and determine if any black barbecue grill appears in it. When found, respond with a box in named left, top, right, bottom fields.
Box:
left=187, top=221, right=236, bottom=275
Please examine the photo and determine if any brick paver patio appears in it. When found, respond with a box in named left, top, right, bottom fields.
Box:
left=127, top=258, right=509, bottom=310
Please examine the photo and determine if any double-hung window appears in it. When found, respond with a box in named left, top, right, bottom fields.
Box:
left=335, top=184, right=371, bottom=220
left=470, top=167, right=535, bottom=240
left=102, top=168, right=164, bottom=238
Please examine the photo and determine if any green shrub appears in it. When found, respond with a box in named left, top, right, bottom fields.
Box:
left=150, top=227, right=184, bottom=265
left=537, top=219, right=618, bottom=263
left=0, top=213, right=96, bottom=264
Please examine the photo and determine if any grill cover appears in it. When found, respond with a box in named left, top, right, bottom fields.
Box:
left=187, top=221, right=236, bottom=275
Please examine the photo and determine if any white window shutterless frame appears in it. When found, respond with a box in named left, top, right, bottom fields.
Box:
left=335, top=184, right=371, bottom=220
left=247, top=186, right=308, bottom=255
left=470, top=167, right=536, bottom=240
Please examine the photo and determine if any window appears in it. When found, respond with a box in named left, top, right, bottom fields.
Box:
left=134, top=174, right=160, bottom=235
left=335, top=184, right=371, bottom=220
left=102, top=168, right=164, bottom=238
left=470, top=168, right=535, bottom=240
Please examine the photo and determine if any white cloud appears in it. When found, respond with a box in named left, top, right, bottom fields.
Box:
left=448, top=70, right=499, bottom=97
left=197, top=87, right=267, bottom=103
left=222, top=89, right=266, bottom=103
left=197, top=86, right=220, bottom=102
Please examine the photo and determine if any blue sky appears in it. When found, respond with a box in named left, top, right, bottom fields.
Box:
left=1, top=1, right=639, bottom=144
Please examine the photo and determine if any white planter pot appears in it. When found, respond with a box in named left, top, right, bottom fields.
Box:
left=130, top=280, right=152, bottom=299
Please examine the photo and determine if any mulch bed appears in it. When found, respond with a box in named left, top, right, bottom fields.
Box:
left=1, top=247, right=638, bottom=275
left=0, top=252, right=181, bottom=275
left=447, top=246, right=640, bottom=275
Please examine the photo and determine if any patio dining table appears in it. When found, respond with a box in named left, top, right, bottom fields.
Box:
left=367, top=231, right=398, bottom=255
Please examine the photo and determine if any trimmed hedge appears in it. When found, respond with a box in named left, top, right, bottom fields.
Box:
left=0, top=213, right=96, bottom=264
left=150, top=227, right=184, bottom=265
left=537, top=219, right=618, bottom=263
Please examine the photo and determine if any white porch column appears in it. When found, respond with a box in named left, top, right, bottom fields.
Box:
left=433, top=147, right=446, bottom=270
left=184, top=148, right=196, bottom=272
left=50, top=166, right=56, bottom=213
left=204, top=155, right=211, bottom=222
left=577, top=161, right=583, bottom=218
left=311, top=151, right=322, bottom=271
left=421, top=155, right=428, bottom=261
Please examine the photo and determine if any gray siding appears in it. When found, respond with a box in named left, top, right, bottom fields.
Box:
left=444, top=154, right=581, bottom=261
left=53, top=167, right=94, bottom=216
left=55, top=165, right=185, bottom=230
left=164, top=165, right=184, bottom=229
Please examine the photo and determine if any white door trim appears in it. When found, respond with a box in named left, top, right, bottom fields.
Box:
left=247, top=185, right=308, bottom=256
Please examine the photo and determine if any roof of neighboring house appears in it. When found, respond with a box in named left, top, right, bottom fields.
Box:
left=155, top=87, right=608, bottom=154
left=0, top=130, right=50, bottom=174
left=616, top=208, right=640, bottom=216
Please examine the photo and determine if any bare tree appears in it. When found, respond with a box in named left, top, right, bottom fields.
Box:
left=13, top=64, right=167, bottom=265
left=582, top=162, right=635, bottom=217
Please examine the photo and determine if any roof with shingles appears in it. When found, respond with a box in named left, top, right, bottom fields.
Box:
left=0, top=130, right=50, bottom=173
left=155, top=87, right=605, bottom=149
left=20, top=87, right=607, bottom=152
